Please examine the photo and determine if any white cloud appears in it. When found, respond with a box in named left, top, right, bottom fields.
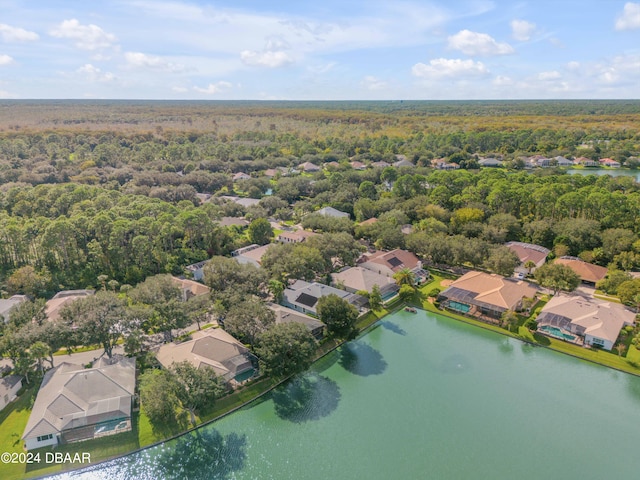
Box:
left=124, top=52, right=186, bottom=73
left=49, top=19, right=117, bottom=50
left=193, top=81, right=233, bottom=94
left=412, top=58, right=489, bottom=79
left=448, top=29, right=514, bottom=56
left=361, top=75, right=387, bottom=91
left=0, top=54, right=14, bottom=66
left=76, top=64, right=116, bottom=82
left=592, top=54, right=640, bottom=84
left=240, top=49, right=294, bottom=68
left=538, top=71, right=561, bottom=81
left=307, top=62, right=336, bottom=74
left=567, top=61, right=580, bottom=71
left=615, top=2, right=640, bottom=30
left=510, top=19, right=536, bottom=41
left=492, top=75, right=513, bottom=86
left=0, top=24, right=39, bottom=42
left=172, top=86, right=189, bottom=93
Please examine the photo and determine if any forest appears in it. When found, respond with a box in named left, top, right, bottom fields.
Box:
left=0, top=100, right=638, bottom=293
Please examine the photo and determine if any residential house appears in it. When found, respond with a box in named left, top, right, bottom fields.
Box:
left=156, top=328, right=255, bottom=385
left=574, top=156, right=600, bottom=167
left=22, top=355, right=135, bottom=450
left=282, top=280, right=366, bottom=316
left=599, top=158, right=621, bottom=168
left=536, top=294, right=635, bottom=350
left=505, top=242, right=550, bottom=274
left=331, top=266, right=399, bottom=298
left=45, top=290, right=95, bottom=322
left=371, top=161, right=390, bottom=168
left=217, top=216, right=250, bottom=228
left=393, top=159, right=415, bottom=168
left=478, top=158, right=503, bottom=167
left=536, top=157, right=551, bottom=167
left=298, top=162, right=320, bottom=173
left=263, top=168, right=278, bottom=178
left=0, top=295, right=28, bottom=323
left=434, top=160, right=460, bottom=170
left=220, top=196, right=261, bottom=208
left=554, top=257, right=608, bottom=286
left=268, top=303, right=325, bottom=340
left=232, top=172, right=251, bottom=181
left=555, top=156, right=575, bottom=167
left=323, top=161, right=341, bottom=170
left=350, top=161, right=367, bottom=170
left=317, top=206, right=350, bottom=219
left=358, top=249, right=428, bottom=283
left=231, top=244, right=273, bottom=267
left=359, top=217, right=378, bottom=226
left=185, top=260, right=208, bottom=282
left=171, top=276, right=210, bottom=301
left=195, top=193, right=212, bottom=204
left=438, top=271, right=538, bottom=321
left=0, top=375, right=23, bottom=412
left=276, top=229, right=317, bottom=244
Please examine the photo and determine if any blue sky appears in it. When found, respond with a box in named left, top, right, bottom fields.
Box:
left=0, top=0, right=639, bottom=99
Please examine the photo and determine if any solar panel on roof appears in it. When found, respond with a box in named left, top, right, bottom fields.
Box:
left=387, top=257, right=403, bottom=267
left=296, top=293, right=318, bottom=308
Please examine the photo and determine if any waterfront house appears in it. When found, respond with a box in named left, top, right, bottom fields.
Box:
left=317, top=206, right=350, bottom=219
left=555, top=156, right=575, bottom=167
left=536, top=294, right=635, bottom=350
left=0, top=295, right=28, bottom=323
left=282, top=280, right=366, bottom=316
left=599, top=158, right=621, bottom=168
left=331, top=266, right=399, bottom=297
left=358, top=249, right=428, bottom=283
left=554, top=257, right=607, bottom=286
left=45, top=290, right=95, bottom=322
left=268, top=303, right=325, bottom=340
left=22, top=355, right=135, bottom=450
left=156, top=328, right=255, bottom=385
left=0, top=375, right=23, bottom=412
left=505, top=242, right=550, bottom=274
left=438, top=271, right=538, bottom=321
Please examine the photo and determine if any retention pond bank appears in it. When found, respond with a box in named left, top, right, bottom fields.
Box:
left=52, top=309, right=640, bottom=479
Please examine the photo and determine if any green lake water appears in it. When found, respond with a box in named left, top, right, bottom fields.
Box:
left=53, top=310, right=640, bottom=479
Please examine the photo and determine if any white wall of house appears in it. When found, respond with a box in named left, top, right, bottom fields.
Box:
left=584, top=334, right=613, bottom=351
left=25, top=434, right=59, bottom=450
left=0, top=380, right=22, bottom=411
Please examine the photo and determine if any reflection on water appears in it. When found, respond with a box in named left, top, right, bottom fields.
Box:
left=339, top=342, right=388, bottom=376
left=271, top=372, right=341, bottom=423
left=379, top=320, right=407, bottom=336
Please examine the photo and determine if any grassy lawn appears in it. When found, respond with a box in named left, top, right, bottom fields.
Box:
left=0, top=386, right=37, bottom=480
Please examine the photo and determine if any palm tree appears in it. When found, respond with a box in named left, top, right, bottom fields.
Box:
left=524, top=261, right=536, bottom=275
left=393, top=268, right=415, bottom=287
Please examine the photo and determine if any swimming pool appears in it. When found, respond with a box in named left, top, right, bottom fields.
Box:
left=539, top=325, right=576, bottom=341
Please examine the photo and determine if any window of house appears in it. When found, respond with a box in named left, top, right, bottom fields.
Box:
left=37, top=434, right=53, bottom=442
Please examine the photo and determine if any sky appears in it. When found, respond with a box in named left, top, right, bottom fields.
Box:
left=0, top=0, right=639, bottom=100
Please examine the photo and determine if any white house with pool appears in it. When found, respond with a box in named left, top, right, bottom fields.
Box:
left=22, top=355, right=135, bottom=450
left=536, top=294, right=635, bottom=350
